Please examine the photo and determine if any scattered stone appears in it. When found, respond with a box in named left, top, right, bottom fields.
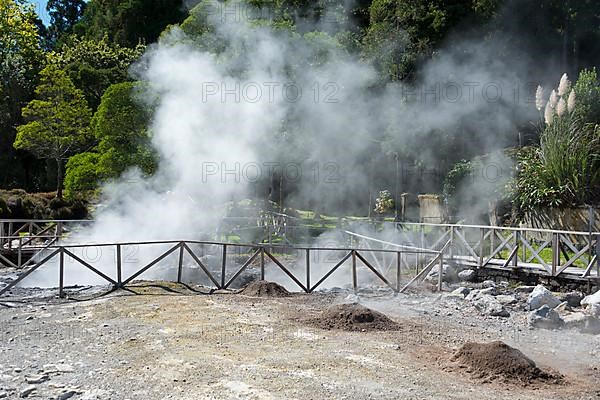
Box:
left=19, top=386, right=36, bottom=398
left=515, top=286, right=536, bottom=294
left=457, top=269, right=476, bottom=282
left=451, top=287, right=470, bottom=297
left=495, top=295, right=517, bottom=305
left=465, top=289, right=480, bottom=302
left=473, top=295, right=510, bottom=317
left=582, top=290, right=600, bottom=317
left=559, top=291, right=584, bottom=308
left=449, top=341, right=562, bottom=385
left=481, top=280, right=496, bottom=288
left=527, top=285, right=561, bottom=311
left=528, top=305, right=564, bottom=330
left=0, top=391, right=6, bottom=399
left=57, top=390, right=77, bottom=400
left=554, top=302, right=573, bottom=316
left=561, top=312, right=600, bottom=334
left=25, top=374, right=48, bottom=384
left=80, top=389, right=111, bottom=400
left=344, top=294, right=360, bottom=303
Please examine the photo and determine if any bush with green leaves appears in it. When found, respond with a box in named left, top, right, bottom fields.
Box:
left=513, top=70, right=600, bottom=212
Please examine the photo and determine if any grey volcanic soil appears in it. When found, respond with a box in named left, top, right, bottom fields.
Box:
left=0, top=283, right=599, bottom=399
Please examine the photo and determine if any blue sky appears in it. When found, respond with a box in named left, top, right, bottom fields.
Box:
left=29, top=0, right=50, bottom=25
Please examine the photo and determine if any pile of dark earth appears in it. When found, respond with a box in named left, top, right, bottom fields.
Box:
left=308, top=303, right=401, bottom=332
left=239, top=280, right=290, bottom=297
left=448, top=341, right=564, bottom=386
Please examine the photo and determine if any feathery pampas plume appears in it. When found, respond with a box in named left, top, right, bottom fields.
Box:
left=567, top=90, right=576, bottom=113
left=549, top=89, right=558, bottom=108
left=544, top=101, right=554, bottom=126
left=558, top=73, right=571, bottom=96
left=556, top=98, right=567, bottom=117
left=535, top=85, right=545, bottom=111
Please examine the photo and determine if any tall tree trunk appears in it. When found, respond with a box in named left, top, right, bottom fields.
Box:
left=56, top=158, right=63, bottom=199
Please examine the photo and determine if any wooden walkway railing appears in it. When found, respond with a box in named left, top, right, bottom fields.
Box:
left=347, top=222, right=600, bottom=283
left=0, top=239, right=440, bottom=298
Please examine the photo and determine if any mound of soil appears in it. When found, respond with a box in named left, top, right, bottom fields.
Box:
left=450, top=341, right=563, bottom=385
left=239, top=280, right=290, bottom=297
left=309, top=303, right=400, bottom=332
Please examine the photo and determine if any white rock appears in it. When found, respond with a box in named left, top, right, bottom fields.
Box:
left=527, top=285, right=561, bottom=310
left=19, top=386, right=36, bottom=398
left=473, top=295, right=510, bottom=317
left=457, top=270, right=475, bottom=282
left=80, top=389, right=111, bottom=400
left=495, top=295, right=517, bottom=305
left=528, top=305, right=564, bottom=329
left=481, top=280, right=496, bottom=288
left=582, top=290, right=600, bottom=307
left=451, top=287, right=470, bottom=297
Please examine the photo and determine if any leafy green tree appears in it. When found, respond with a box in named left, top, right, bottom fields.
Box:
left=14, top=66, right=92, bottom=198
left=363, top=0, right=500, bottom=80
left=0, top=0, right=46, bottom=189
left=64, top=82, right=157, bottom=195
left=46, top=0, right=87, bottom=45
left=48, top=36, right=145, bottom=110
left=75, top=0, right=187, bottom=47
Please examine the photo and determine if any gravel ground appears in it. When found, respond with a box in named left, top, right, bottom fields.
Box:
left=1, top=281, right=600, bottom=399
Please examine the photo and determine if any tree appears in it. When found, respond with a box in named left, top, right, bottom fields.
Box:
left=0, top=0, right=46, bottom=189
left=48, top=36, right=145, bottom=110
left=64, top=81, right=157, bottom=195
left=46, top=0, right=87, bottom=45
left=74, top=0, right=187, bottom=47
left=14, top=66, right=92, bottom=198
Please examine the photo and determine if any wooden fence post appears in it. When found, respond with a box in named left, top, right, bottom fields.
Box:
left=221, top=244, right=227, bottom=289
left=116, top=244, right=122, bottom=288
left=306, top=249, right=310, bottom=293
left=478, top=228, right=485, bottom=269
left=513, top=231, right=519, bottom=267
left=352, top=250, right=357, bottom=293
left=59, top=248, right=65, bottom=298
left=177, top=243, right=184, bottom=283
left=396, top=251, right=401, bottom=292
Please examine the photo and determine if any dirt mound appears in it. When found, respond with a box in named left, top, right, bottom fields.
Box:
left=450, top=341, right=563, bottom=385
left=239, top=280, right=290, bottom=297
left=309, top=303, right=400, bottom=331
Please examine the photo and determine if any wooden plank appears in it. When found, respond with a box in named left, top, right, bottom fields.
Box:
left=310, top=251, right=352, bottom=292
left=62, top=248, right=117, bottom=285
left=223, top=249, right=260, bottom=289
left=264, top=250, right=307, bottom=292
left=122, top=243, right=180, bottom=285
left=182, top=243, right=221, bottom=288
left=0, top=248, right=60, bottom=296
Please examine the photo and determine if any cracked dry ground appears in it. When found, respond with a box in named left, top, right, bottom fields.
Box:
left=1, top=285, right=600, bottom=399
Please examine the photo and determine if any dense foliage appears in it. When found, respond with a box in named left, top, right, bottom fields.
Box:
left=0, top=0, right=599, bottom=218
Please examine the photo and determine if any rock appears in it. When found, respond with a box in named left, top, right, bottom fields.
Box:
left=457, top=269, right=476, bottom=282
left=562, top=312, right=600, bottom=334
left=473, top=295, right=510, bottom=317
left=587, top=304, right=600, bottom=317
left=559, top=291, right=584, bottom=307
left=0, top=391, right=7, bottom=399
left=25, top=374, right=48, bottom=384
left=80, top=389, right=111, bottom=400
left=451, top=287, right=470, bottom=297
left=554, top=302, right=573, bottom=316
left=581, top=290, right=600, bottom=307
left=481, top=280, right=496, bottom=288
left=344, top=294, right=359, bottom=303
left=515, top=285, right=536, bottom=294
left=19, top=386, right=36, bottom=398
left=465, top=289, right=481, bottom=302
left=527, top=285, right=561, bottom=310
left=57, top=390, right=77, bottom=400
left=528, top=305, right=564, bottom=329
left=495, top=295, right=517, bottom=305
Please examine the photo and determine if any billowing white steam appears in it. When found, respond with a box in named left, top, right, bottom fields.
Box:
left=24, top=3, right=537, bottom=288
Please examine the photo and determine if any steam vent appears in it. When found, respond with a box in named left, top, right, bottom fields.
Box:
left=1, top=0, right=600, bottom=398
